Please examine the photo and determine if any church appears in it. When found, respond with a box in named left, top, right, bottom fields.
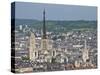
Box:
left=28, top=9, right=62, bottom=63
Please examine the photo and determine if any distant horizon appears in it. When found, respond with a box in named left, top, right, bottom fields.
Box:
left=12, top=2, right=97, bottom=21
left=15, top=18, right=97, bottom=21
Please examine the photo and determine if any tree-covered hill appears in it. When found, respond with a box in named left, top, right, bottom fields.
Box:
left=14, top=19, right=97, bottom=32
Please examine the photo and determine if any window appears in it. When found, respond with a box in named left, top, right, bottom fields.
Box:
left=35, top=52, right=37, bottom=57
left=53, top=51, right=55, bottom=56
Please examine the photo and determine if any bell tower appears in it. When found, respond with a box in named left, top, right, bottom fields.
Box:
left=82, top=39, right=89, bottom=63
left=29, top=32, right=35, bottom=60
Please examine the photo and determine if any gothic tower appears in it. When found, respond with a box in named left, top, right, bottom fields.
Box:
left=29, top=32, right=36, bottom=60
left=82, top=39, right=89, bottom=63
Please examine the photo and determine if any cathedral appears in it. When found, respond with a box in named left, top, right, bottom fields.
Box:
left=29, top=9, right=57, bottom=63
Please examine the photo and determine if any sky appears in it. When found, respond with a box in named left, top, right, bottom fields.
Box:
left=14, top=2, right=97, bottom=20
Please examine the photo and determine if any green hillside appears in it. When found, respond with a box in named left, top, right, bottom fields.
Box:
left=15, top=19, right=97, bottom=32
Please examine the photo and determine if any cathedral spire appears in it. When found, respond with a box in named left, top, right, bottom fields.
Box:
left=42, top=9, right=47, bottom=39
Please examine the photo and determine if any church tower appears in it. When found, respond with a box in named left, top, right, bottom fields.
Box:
left=82, top=39, right=89, bottom=63
left=29, top=32, right=36, bottom=60
left=41, top=9, right=48, bottom=50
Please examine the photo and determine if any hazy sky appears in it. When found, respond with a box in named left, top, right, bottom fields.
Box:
left=14, top=2, right=97, bottom=20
